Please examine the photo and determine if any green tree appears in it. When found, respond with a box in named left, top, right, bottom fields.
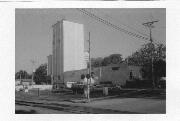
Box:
left=126, top=43, right=165, bottom=66
left=15, top=70, right=30, bottom=79
left=126, top=42, right=166, bottom=87
left=101, top=57, right=111, bottom=66
left=126, top=43, right=155, bottom=66
left=101, top=54, right=123, bottom=66
left=91, top=57, right=103, bottom=67
left=34, top=63, right=48, bottom=84
left=141, top=59, right=166, bottom=86
left=109, top=54, right=123, bottom=64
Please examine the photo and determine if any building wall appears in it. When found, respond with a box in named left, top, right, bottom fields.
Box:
left=47, top=55, right=52, bottom=75
left=98, top=64, right=128, bottom=85
left=63, top=20, right=86, bottom=72
left=62, top=63, right=129, bottom=86
left=62, top=63, right=143, bottom=86
left=52, top=20, right=86, bottom=83
left=52, top=21, right=64, bottom=81
left=128, top=65, right=142, bottom=80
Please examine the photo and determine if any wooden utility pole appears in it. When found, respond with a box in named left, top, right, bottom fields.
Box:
left=87, top=32, right=91, bottom=102
left=30, top=60, right=36, bottom=85
left=143, top=20, right=158, bottom=88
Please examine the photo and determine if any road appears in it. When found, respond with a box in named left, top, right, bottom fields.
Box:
left=16, top=100, right=138, bottom=114
left=15, top=89, right=166, bottom=114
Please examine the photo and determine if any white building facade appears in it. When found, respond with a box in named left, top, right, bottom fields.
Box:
left=52, top=20, right=87, bottom=83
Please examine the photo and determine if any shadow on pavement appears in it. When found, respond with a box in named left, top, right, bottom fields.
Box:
left=115, top=89, right=166, bottom=100
left=15, top=109, right=37, bottom=114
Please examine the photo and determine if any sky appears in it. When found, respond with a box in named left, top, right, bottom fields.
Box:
left=15, top=8, right=165, bottom=73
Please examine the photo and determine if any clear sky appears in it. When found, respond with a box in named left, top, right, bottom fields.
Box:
left=15, top=8, right=165, bottom=73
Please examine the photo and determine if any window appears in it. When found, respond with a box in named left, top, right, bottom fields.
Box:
left=112, top=67, right=120, bottom=71
left=58, top=75, right=61, bottom=80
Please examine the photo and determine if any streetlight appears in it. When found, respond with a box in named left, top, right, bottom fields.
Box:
left=143, top=20, right=158, bottom=88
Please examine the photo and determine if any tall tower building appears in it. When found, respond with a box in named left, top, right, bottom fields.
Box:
left=47, top=54, right=52, bottom=76
left=52, top=20, right=86, bottom=83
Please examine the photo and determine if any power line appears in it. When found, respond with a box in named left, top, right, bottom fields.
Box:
left=80, top=8, right=165, bottom=45
left=77, top=8, right=149, bottom=42
left=78, top=8, right=148, bottom=41
left=92, top=8, right=150, bottom=38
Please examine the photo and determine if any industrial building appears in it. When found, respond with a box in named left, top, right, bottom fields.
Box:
left=49, top=20, right=87, bottom=85
left=47, top=19, right=143, bottom=89
left=47, top=55, right=52, bottom=76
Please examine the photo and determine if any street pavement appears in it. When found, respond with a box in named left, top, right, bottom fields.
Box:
left=75, top=98, right=165, bottom=113
left=16, top=105, right=68, bottom=114
left=15, top=89, right=166, bottom=114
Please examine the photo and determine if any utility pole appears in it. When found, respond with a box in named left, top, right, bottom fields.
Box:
left=87, top=32, right=91, bottom=102
left=30, top=60, right=36, bottom=85
left=143, top=20, right=158, bottom=88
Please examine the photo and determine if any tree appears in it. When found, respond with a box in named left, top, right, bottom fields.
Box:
left=126, top=43, right=155, bottom=66
left=109, top=54, right=123, bottom=64
left=101, top=57, right=111, bottom=66
left=154, top=59, right=166, bottom=78
left=141, top=59, right=166, bottom=86
left=34, top=63, right=48, bottom=84
left=101, top=54, right=123, bottom=66
left=91, top=57, right=103, bottom=67
left=126, top=42, right=166, bottom=87
left=126, top=43, right=165, bottom=66
left=15, top=70, right=30, bottom=79
left=91, top=54, right=123, bottom=67
left=154, top=44, right=166, bottom=60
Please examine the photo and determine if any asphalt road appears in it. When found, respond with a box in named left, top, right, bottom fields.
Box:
left=16, top=97, right=165, bottom=114
left=15, top=89, right=166, bottom=114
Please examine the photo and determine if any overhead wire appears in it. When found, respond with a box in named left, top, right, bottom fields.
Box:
left=77, top=8, right=165, bottom=46
left=76, top=8, right=150, bottom=42
left=92, top=8, right=150, bottom=38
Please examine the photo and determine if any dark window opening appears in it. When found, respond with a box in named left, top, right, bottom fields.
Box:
left=112, top=67, right=120, bottom=70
